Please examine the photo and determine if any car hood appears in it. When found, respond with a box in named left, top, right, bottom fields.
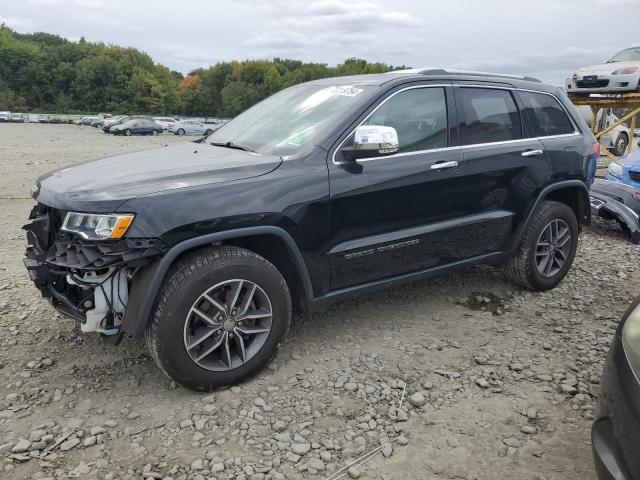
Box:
left=577, top=61, right=640, bottom=75
left=35, top=142, right=282, bottom=212
left=617, top=149, right=640, bottom=169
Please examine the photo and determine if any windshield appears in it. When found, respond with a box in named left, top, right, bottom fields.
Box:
left=208, top=84, right=374, bottom=156
left=608, top=47, right=640, bottom=63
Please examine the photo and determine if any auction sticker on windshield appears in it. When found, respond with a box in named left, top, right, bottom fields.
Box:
left=328, top=86, right=363, bottom=97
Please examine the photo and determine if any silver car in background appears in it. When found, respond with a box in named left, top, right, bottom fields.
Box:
left=566, top=46, right=640, bottom=95
left=153, top=117, right=178, bottom=130
left=168, top=119, right=214, bottom=136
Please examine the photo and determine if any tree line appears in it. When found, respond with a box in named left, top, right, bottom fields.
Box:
left=0, top=25, right=405, bottom=117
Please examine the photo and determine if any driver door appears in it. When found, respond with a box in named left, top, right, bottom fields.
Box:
left=328, top=84, right=468, bottom=290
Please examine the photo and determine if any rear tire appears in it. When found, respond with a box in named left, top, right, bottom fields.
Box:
left=205, top=129, right=213, bottom=135
left=503, top=200, right=578, bottom=291
left=125, top=129, right=132, bottom=136
left=146, top=246, right=291, bottom=392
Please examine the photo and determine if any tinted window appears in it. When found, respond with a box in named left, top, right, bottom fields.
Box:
left=362, top=87, right=448, bottom=154
left=519, top=91, right=575, bottom=137
left=459, top=88, right=522, bottom=145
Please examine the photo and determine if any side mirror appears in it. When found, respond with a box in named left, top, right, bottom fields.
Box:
left=342, top=125, right=399, bottom=162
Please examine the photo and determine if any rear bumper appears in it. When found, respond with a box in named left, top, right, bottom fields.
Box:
left=593, top=307, right=640, bottom=479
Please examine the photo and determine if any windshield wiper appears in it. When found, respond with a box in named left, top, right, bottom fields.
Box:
left=211, top=141, right=255, bottom=153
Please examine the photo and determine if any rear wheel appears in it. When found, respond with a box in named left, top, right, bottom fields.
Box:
left=503, top=200, right=578, bottom=291
left=153, top=129, right=160, bottom=135
left=125, top=129, right=132, bottom=136
left=146, top=246, right=291, bottom=391
left=205, top=129, right=213, bottom=135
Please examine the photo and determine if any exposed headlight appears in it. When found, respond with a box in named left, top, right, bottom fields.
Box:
left=622, top=301, right=640, bottom=378
left=612, top=67, right=639, bottom=75
left=61, top=212, right=135, bottom=240
left=608, top=161, right=624, bottom=178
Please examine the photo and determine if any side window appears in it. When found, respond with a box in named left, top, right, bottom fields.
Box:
left=519, top=91, right=575, bottom=137
left=362, top=87, right=448, bottom=154
left=459, top=88, right=522, bottom=145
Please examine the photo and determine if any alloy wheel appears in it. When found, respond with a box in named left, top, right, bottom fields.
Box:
left=183, top=279, right=273, bottom=371
left=535, top=219, right=572, bottom=277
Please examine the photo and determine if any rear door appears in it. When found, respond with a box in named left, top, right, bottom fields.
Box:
left=453, top=85, right=551, bottom=256
left=516, top=89, right=583, bottom=181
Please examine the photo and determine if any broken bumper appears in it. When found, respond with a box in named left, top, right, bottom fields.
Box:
left=590, top=180, right=640, bottom=244
left=22, top=204, right=164, bottom=333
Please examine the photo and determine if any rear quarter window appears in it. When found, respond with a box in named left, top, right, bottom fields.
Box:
left=519, top=91, right=575, bottom=137
left=458, top=88, right=522, bottom=145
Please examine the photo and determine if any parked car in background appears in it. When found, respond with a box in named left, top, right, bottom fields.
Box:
left=605, top=144, right=640, bottom=187
left=90, top=118, right=105, bottom=128
left=168, top=119, right=214, bottom=136
left=77, top=116, right=100, bottom=125
left=592, top=296, right=640, bottom=479
left=578, top=106, right=631, bottom=157
left=153, top=117, right=178, bottom=130
left=0, top=111, right=12, bottom=122
left=103, top=115, right=152, bottom=133
left=23, top=69, right=597, bottom=391
left=566, top=46, right=640, bottom=95
left=111, top=118, right=162, bottom=136
left=10, top=113, right=22, bottom=122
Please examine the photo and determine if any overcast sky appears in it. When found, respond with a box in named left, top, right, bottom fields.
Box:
left=1, top=0, right=639, bottom=85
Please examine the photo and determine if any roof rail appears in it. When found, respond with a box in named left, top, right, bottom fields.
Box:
left=388, top=68, right=541, bottom=83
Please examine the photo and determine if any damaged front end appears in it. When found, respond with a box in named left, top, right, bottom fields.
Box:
left=23, top=204, right=164, bottom=336
left=590, top=179, right=640, bottom=244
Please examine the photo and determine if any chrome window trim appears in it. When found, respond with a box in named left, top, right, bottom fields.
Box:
left=346, top=146, right=462, bottom=163
left=331, top=84, right=449, bottom=165
left=331, top=84, right=583, bottom=166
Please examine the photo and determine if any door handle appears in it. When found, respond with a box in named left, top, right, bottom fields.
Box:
left=521, top=149, right=544, bottom=157
left=430, top=160, right=459, bottom=170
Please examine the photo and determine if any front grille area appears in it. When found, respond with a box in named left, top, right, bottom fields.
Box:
left=577, top=79, right=609, bottom=88
left=629, top=171, right=640, bottom=184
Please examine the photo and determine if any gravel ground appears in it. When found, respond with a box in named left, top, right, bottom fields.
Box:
left=1, top=123, right=638, bottom=480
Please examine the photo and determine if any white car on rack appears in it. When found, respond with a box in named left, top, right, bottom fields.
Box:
left=566, top=46, right=640, bottom=95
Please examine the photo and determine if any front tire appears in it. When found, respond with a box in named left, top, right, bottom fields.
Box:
left=503, top=200, right=578, bottom=291
left=125, top=129, right=132, bottom=136
left=146, top=246, right=291, bottom=392
left=177, top=128, right=185, bottom=136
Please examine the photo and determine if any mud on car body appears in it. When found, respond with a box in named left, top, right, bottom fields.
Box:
left=24, top=69, right=597, bottom=391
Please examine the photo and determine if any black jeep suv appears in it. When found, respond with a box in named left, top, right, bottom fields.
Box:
left=23, top=69, right=598, bottom=391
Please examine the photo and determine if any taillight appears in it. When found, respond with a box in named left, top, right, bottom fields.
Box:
left=587, top=142, right=600, bottom=183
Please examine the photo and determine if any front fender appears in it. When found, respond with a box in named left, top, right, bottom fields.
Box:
left=121, top=226, right=314, bottom=340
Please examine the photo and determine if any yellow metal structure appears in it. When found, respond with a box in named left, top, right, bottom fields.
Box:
left=570, top=93, right=640, bottom=163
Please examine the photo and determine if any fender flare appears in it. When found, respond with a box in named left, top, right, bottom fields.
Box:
left=513, top=179, right=590, bottom=247
left=122, top=226, right=314, bottom=340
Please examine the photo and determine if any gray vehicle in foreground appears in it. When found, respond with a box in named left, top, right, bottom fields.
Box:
left=169, top=119, right=214, bottom=136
